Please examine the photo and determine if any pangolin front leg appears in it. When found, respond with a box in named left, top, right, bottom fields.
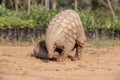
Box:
left=57, top=49, right=69, bottom=62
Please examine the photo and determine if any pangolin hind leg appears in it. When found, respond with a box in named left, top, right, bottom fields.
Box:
left=72, top=44, right=82, bottom=61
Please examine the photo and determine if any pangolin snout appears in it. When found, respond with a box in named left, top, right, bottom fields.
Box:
left=48, top=54, right=53, bottom=59
left=48, top=52, right=60, bottom=59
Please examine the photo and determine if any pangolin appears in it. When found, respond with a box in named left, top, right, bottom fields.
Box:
left=33, top=40, right=59, bottom=59
left=45, top=10, right=86, bottom=61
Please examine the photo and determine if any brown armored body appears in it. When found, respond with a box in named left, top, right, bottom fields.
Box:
left=45, top=10, right=86, bottom=61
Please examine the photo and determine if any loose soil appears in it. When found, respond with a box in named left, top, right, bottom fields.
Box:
left=0, top=45, right=120, bottom=80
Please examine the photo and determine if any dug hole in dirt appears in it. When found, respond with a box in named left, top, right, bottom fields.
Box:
left=0, top=44, right=120, bottom=80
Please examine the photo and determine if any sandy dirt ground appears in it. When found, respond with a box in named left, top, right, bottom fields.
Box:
left=0, top=45, right=120, bottom=80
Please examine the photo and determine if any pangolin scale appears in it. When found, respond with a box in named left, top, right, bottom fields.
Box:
left=45, top=10, right=86, bottom=61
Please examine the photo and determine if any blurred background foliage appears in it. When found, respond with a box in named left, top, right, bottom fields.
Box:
left=0, top=0, right=120, bottom=30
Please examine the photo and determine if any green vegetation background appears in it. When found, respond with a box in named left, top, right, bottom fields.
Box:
left=0, top=0, right=120, bottom=30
